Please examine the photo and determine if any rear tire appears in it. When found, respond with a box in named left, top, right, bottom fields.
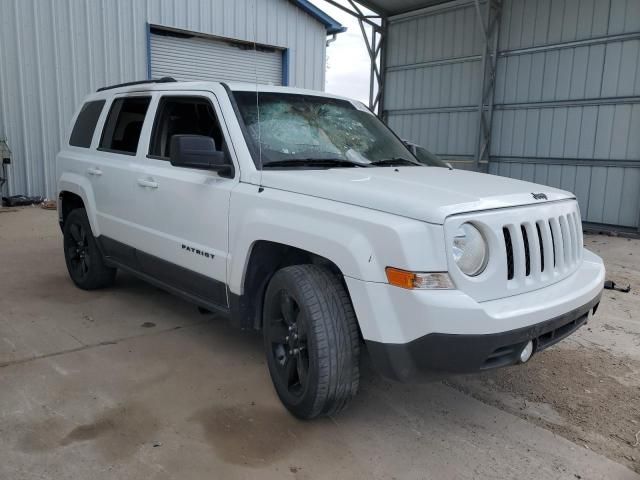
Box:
left=63, top=208, right=116, bottom=290
left=263, top=264, right=360, bottom=419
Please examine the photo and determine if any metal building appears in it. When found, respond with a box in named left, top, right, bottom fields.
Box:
left=0, top=0, right=343, bottom=198
left=326, top=0, right=640, bottom=232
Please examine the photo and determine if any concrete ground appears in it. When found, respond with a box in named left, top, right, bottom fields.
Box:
left=1, top=206, right=638, bottom=480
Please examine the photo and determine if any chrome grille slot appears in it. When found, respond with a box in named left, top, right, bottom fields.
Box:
left=570, top=212, right=582, bottom=262
left=507, top=224, right=526, bottom=280
left=524, top=221, right=541, bottom=279
left=548, top=220, right=556, bottom=267
left=503, top=227, right=514, bottom=280
left=535, top=222, right=545, bottom=272
left=521, top=225, right=531, bottom=277
left=550, top=217, right=564, bottom=271
left=576, top=212, right=584, bottom=260
left=559, top=215, right=571, bottom=266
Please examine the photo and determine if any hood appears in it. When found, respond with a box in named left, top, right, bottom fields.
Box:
left=258, top=167, right=575, bottom=224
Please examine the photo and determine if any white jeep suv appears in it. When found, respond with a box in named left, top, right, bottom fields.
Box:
left=57, top=78, right=604, bottom=419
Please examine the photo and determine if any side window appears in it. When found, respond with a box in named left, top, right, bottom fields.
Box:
left=149, top=96, right=224, bottom=160
left=99, top=97, right=151, bottom=155
left=69, top=100, right=105, bottom=148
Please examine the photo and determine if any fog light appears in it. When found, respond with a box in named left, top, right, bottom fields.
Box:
left=520, top=340, right=533, bottom=363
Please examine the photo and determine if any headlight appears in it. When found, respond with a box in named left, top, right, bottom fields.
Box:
left=452, top=223, right=488, bottom=276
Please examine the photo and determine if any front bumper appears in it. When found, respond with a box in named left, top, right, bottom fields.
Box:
left=366, top=293, right=600, bottom=381
left=345, top=248, right=605, bottom=382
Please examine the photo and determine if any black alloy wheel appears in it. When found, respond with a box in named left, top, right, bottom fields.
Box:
left=263, top=265, right=360, bottom=419
left=63, top=208, right=116, bottom=290
left=265, top=289, right=310, bottom=398
left=66, top=221, right=91, bottom=280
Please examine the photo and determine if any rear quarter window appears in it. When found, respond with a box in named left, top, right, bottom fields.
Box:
left=99, top=97, right=151, bottom=155
left=69, top=100, right=106, bottom=148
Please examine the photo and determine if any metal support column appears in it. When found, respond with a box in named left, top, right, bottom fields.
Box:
left=354, top=11, right=385, bottom=115
left=474, top=0, right=502, bottom=170
left=322, top=0, right=386, bottom=116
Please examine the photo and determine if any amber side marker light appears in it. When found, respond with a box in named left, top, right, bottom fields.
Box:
left=385, top=267, right=455, bottom=290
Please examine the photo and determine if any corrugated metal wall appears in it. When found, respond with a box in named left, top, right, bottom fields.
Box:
left=385, top=1, right=484, bottom=170
left=490, top=0, right=640, bottom=229
left=0, top=0, right=327, bottom=198
left=384, top=0, right=640, bottom=230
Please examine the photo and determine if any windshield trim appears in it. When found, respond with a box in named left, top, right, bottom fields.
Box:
left=227, top=87, right=423, bottom=170
left=222, top=82, right=262, bottom=168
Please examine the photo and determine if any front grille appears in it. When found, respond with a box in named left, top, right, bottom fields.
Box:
left=502, top=211, right=582, bottom=282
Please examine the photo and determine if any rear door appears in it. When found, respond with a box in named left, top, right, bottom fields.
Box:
left=89, top=94, right=151, bottom=256
left=132, top=91, right=238, bottom=308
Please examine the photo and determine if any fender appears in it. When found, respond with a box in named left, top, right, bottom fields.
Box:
left=227, top=185, right=448, bottom=295
left=57, top=172, right=100, bottom=236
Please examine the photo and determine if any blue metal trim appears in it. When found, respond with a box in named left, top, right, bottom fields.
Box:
left=290, top=0, right=346, bottom=35
left=145, top=22, right=152, bottom=80
left=281, top=49, right=290, bottom=86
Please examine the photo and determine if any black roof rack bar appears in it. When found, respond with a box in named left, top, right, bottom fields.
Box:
left=96, top=77, right=177, bottom=92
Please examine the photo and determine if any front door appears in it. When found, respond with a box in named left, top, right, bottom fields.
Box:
left=133, top=92, right=237, bottom=308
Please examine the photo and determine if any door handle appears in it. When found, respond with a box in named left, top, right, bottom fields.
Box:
left=137, top=178, right=159, bottom=189
left=87, top=167, right=102, bottom=176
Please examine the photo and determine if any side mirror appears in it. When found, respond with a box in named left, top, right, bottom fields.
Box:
left=402, top=140, right=417, bottom=155
left=170, top=135, right=234, bottom=178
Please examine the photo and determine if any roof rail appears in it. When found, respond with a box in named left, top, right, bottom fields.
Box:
left=96, top=77, right=177, bottom=92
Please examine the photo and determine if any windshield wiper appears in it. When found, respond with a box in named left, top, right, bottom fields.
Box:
left=262, top=158, right=371, bottom=168
left=370, top=157, right=422, bottom=167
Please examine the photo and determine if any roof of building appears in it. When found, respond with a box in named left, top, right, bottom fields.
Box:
left=291, top=0, right=347, bottom=35
left=350, top=0, right=450, bottom=16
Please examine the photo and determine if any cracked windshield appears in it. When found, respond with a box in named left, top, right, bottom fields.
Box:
left=233, top=92, right=419, bottom=167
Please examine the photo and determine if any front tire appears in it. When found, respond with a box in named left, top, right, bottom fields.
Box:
left=263, top=264, right=360, bottom=419
left=63, top=208, right=116, bottom=290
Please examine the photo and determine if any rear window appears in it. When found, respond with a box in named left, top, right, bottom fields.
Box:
left=99, top=97, right=151, bottom=155
left=69, top=100, right=105, bottom=148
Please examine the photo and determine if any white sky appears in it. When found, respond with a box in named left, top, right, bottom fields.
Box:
left=309, top=1, right=373, bottom=103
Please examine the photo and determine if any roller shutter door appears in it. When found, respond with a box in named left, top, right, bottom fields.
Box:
left=150, top=30, right=283, bottom=85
